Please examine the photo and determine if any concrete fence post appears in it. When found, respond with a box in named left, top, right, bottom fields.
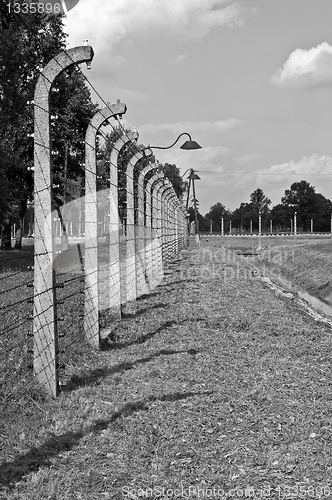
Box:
left=33, top=45, right=94, bottom=397
left=155, top=181, right=168, bottom=269
left=158, top=184, right=175, bottom=263
left=148, top=176, right=165, bottom=287
left=84, top=102, right=127, bottom=347
left=136, top=157, right=154, bottom=297
left=165, top=191, right=179, bottom=259
left=109, top=131, right=138, bottom=317
left=163, top=189, right=174, bottom=262
left=124, top=150, right=147, bottom=304
left=144, top=170, right=162, bottom=288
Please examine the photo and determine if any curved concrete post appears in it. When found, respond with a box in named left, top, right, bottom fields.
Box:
left=124, top=150, right=145, bottom=304
left=165, top=189, right=184, bottom=258
left=164, top=189, right=177, bottom=261
left=84, top=102, right=127, bottom=347
left=158, top=184, right=176, bottom=263
left=144, top=171, right=163, bottom=288
left=109, top=131, right=138, bottom=318
left=34, top=45, right=94, bottom=397
left=146, top=175, right=165, bottom=286
left=158, top=184, right=171, bottom=263
left=154, top=181, right=174, bottom=269
left=136, top=160, right=157, bottom=296
left=166, top=192, right=183, bottom=256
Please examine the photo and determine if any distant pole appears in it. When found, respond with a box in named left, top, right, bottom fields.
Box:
left=192, top=174, right=199, bottom=234
left=294, top=211, right=297, bottom=244
left=311, top=219, right=313, bottom=233
left=229, top=220, right=232, bottom=235
left=250, top=219, right=252, bottom=235
left=61, top=141, right=69, bottom=250
left=221, top=216, right=224, bottom=237
left=290, top=218, right=293, bottom=233
left=210, top=219, right=212, bottom=235
left=270, top=219, right=272, bottom=234
left=331, top=213, right=332, bottom=239
left=258, top=211, right=262, bottom=248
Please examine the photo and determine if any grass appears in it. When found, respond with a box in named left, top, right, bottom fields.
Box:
left=0, top=237, right=331, bottom=498
left=207, top=234, right=332, bottom=302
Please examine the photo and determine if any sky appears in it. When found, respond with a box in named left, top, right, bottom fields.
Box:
left=64, top=0, right=332, bottom=215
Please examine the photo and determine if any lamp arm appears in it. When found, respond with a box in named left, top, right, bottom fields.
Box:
left=181, top=168, right=191, bottom=179
left=150, top=132, right=192, bottom=150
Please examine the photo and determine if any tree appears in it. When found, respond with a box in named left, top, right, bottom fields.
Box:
left=250, top=188, right=271, bottom=215
left=0, top=2, right=97, bottom=248
left=270, top=203, right=292, bottom=231
left=187, top=207, right=209, bottom=232
left=0, top=3, right=67, bottom=248
left=204, top=202, right=231, bottom=232
left=308, top=193, right=332, bottom=231
left=281, top=180, right=317, bottom=231
left=162, top=163, right=185, bottom=199
left=231, top=202, right=254, bottom=231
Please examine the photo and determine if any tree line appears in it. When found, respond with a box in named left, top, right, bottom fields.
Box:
left=0, top=1, right=184, bottom=249
left=2, top=1, right=330, bottom=249
left=192, top=182, right=332, bottom=233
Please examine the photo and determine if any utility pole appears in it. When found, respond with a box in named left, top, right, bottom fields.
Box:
left=61, top=141, right=69, bottom=249
left=185, top=176, right=192, bottom=211
left=192, top=170, right=199, bottom=234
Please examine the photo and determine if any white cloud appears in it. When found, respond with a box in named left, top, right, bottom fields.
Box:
left=233, top=152, right=262, bottom=164
left=172, top=53, right=190, bottom=65
left=146, top=142, right=228, bottom=167
left=255, top=154, right=332, bottom=177
left=243, top=154, right=332, bottom=207
left=271, top=42, right=332, bottom=90
left=109, top=87, right=149, bottom=102
left=64, top=0, right=247, bottom=53
left=139, top=119, right=243, bottom=137
left=198, top=154, right=332, bottom=213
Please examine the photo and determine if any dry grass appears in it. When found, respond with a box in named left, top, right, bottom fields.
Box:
left=0, top=238, right=331, bottom=499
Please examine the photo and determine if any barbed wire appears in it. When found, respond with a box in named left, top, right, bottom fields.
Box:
left=0, top=15, right=187, bottom=399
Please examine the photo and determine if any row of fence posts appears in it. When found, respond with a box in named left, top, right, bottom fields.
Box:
left=33, top=45, right=189, bottom=397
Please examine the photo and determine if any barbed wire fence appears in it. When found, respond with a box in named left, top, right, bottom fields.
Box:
left=0, top=44, right=189, bottom=401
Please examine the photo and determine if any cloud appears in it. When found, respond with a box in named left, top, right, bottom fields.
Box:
left=233, top=153, right=262, bottom=164
left=255, top=154, right=332, bottom=177
left=139, top=119, right=243, bottom=136
left=198, top=153, right=332, bottom=212
left=271, top=42, right=332, bottom=90
left=64, top=0, right=247, bottom=53
left=172, top=53, right=190, bottom=65
left=240, top=154, right=332, bottom=207
left=150, top=144, right=234, bottom=180
left=109, top=87, right=149, bottom=102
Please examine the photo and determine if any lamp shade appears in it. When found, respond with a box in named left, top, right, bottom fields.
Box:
left=188, top=171, right=201, bottom=180
left=180, top=140, right=202, bottom=150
